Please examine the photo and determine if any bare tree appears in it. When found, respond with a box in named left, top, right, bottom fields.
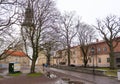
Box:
left=0, top=0, right=21, bottom=60
left=0, top=0, right=17, bottom=4
left=0, top=40, right=21, bottom=60
left=42, top=41, right=55, bottom=66
left=76, top=20, right=96, bottom=67
left=0, top=0, right=18, bottom=30
left=58, top=12, right=77, bottom=66
left=21, top=0, right=59, bottom=73
left=41, top=27, right=61, bottom=66
left=94, top=15, right=120, bottom=69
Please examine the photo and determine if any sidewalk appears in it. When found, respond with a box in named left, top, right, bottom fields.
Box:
left=0, top=66, right=120, bottom=84
left=0, top=67, right=59, bottom=84
left=48, top=68, right=120, bottom=84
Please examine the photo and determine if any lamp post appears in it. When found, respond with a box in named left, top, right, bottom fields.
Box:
left=91, top=47, right=95, bottom=75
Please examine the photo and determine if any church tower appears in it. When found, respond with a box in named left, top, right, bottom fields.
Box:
left=22, top=0, right=34, bottom=27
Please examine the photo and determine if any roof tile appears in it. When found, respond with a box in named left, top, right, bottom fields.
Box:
left=5, top=50, right=27, bottom=57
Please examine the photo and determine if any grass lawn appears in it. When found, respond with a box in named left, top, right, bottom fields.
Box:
left=0, top=75, right=3, bottom=78
left=27, top=72, right=43, bottom=77
left=96, top=68, right=118, bottom=77
left=105, top=70, right=117, bottom=77
left=8, top=72, right=22, bottom=76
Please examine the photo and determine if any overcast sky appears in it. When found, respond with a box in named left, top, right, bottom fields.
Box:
left=56, top=0, right=120, bottom=25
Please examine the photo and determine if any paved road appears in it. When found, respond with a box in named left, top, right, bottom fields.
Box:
left=48, top=68, right=120, bottom=84
left=0, top=66, right=120, bottom=84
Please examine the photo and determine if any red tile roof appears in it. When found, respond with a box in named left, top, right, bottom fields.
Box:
left=5, top=50, right=27, bottom=57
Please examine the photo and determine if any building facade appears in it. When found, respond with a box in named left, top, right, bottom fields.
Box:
left=54, top=46, right=83, bottom=66
left=54, top=40, right=120, bottom=68
left=0, top=50, right=29, bottom=66
left=36, top=51, right=54, bottom=66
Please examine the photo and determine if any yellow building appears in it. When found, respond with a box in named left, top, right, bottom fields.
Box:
left=53, top=39, right=120, bottom=68
left=36, top=51, right=46, bottom=65
left=53, top=46, right=83, bottom=66
left=36, top=51, right=55, bottom=66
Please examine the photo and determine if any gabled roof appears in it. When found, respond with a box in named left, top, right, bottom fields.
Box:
left=5, top=50, right=27, bottom=57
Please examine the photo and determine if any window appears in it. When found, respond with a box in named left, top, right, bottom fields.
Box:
left=98, top=58, right=101, bottom=63
left=73, top=51, right=75, bottom=55
left=65, top=52, right=67, bottom=55
left=73, top=60, right=76, bottom=63
left=103, top=47, right=107, bottom=51
left=117, top=65, right=120, bottom=67
left=97, top=47, right=101, bottom=52
left=116, top=58, right=120, bottom=63
left=70, top=51, right=72, bottom=56
left=107, top=58, right=110, bottom=63
left=91, top=47, right=95, bottom=54
left=89, top=58, right=92, bottom=63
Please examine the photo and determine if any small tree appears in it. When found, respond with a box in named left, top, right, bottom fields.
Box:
left=42, top=41, right=54, bottom=65
left=94, top=15, right=120, bottom=69
left=76, top=21, right=95, bottom=67
left=58, top=12, right=77, bottom=66
left=41, top=23, right=61, bottom=65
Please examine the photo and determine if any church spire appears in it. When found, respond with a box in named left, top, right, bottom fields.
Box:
left=28, top=0, right=30, bottom=8
left=22, top=0, right=34, bottom=27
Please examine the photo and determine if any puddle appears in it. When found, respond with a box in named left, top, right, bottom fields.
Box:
left=45, top=72, right=57, bottom=78
left=55, top=78, right=84, bottom=84
left=55, top=79, right=69, bottom=84
left=49, top=74, right=57, bottom=78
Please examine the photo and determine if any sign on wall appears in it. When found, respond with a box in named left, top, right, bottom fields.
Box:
left=14, top=63, right=21, bottom=72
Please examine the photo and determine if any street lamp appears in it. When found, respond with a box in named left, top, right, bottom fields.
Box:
left=91, top=47, right=95, bottom=75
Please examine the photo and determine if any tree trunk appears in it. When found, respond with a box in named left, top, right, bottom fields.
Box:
left=84, top=56, right=88, bottom=68
left=47, top=54, right=51, bottom=66
left=81, top=46, right=88, bottom=68
left=109, top=45, right=115, bottom=69
left=84, top=60, right=87, bottom=68
left=67, top=45, right=71, bottom=66
left=109, top=52, right=115, bottom=69
left=30, top=59, right=36, bottom=73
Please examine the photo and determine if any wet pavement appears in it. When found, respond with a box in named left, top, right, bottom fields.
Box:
left=0, top=67, right=59, bottom=84
left=49, top=68, right=120, bottom=84
left=0, top=74, right=59, bottom=84
left=0, top=68, right=8, bottom=78
left=0, top=66, right=120, bottom=84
